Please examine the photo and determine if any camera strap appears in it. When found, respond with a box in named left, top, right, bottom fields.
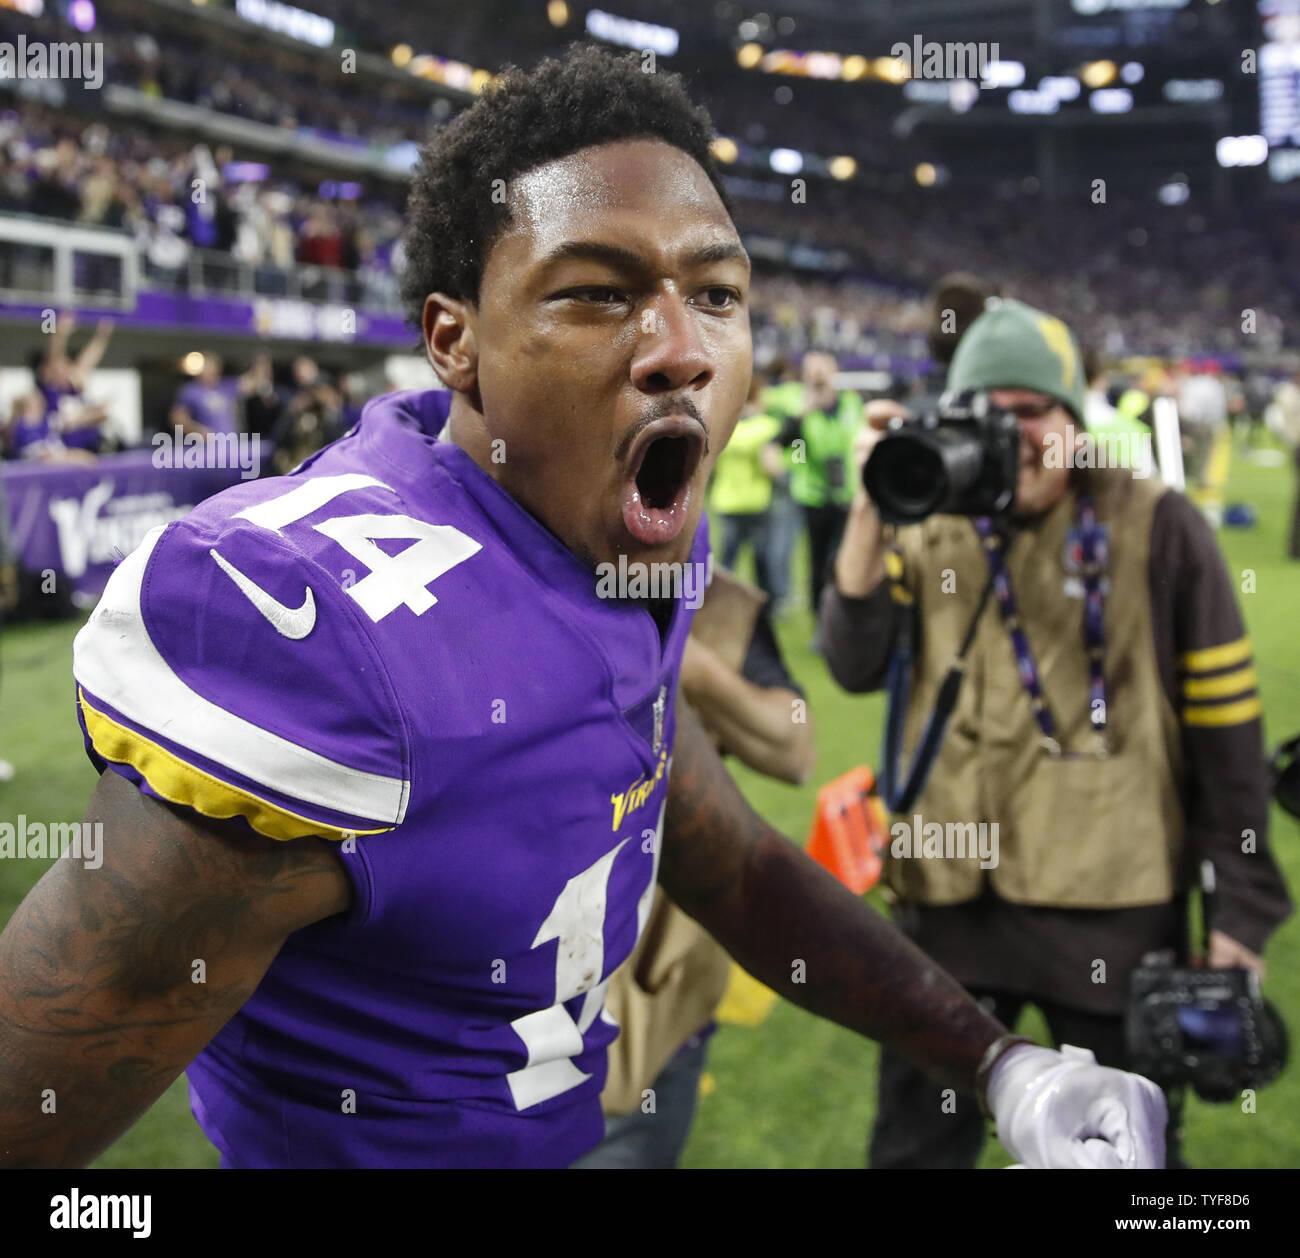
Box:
left=880, top=492, right=1109, bottom=813
left=880, top=567, right=995, bottom=813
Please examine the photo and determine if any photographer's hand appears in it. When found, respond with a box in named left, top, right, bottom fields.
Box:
left=832, top=400, right=904, bottom=598
left=1205, top=930, right=1265, bottom=979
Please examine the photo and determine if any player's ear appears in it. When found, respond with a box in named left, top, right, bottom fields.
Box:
left=423, top=292, right=479, bottom=394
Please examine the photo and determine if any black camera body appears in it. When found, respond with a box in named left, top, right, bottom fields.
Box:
left=1125, top=966, right=1288, bottom=1103
left=862, top=388, right=1020, bottom=525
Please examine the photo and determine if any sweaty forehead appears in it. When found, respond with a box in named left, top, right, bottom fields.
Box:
left=501, top=138, right=735, bottom=262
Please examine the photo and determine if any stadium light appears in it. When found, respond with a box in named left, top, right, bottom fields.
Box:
left=1009, top=89, right=1060, bottom=115
left=235, top=0, right=334, bottom=48
left=1039, top=75, right=1080, bottom=101
left=769, top=147, right=803, bottom=174
left=737, top=42, right=763, bottom=69
left=981, top=60, right=1025, bottom=89
left=1215, top=135, right=1268, bottom=168
left=1090, top=88, right=1133, bottom=113
left=391, top=44, right=413, bottom=68
left=586, top=9, right=679, bottom=56
left=949, top=81, right=979, bottom=113
left=914, top=162, right=937, bottom=187
left=874, top=56, right=910, bottom=84
left=1158, top=180, right=1189, bottom=205
left=1269, top=149, right=1300, bottom=182
left=711, top=137, right=739, bottom=163
left=904, top=80, right=951, bottom=103
left=841, top=54, right=869, bottom=81
left=546, top=1, right=569, bottom=26
left=182, top=352, right=206, bottom=376
left=1081, top=60, right=1117, bottom=88
left=828, top=155, right=857, bottom=180
left=1163, top=79, right=1223, bottom=103
left=1121, top=62, right=1144, bottom=84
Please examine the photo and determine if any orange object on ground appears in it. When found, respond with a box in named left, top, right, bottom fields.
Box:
left=805, top=765, right=888, bottom=895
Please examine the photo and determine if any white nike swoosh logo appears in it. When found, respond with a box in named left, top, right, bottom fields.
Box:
left=209, top=548, right=317, bottom=640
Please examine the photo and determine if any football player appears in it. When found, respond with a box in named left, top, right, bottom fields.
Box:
left=0, top=47, right=1163, bottom=1169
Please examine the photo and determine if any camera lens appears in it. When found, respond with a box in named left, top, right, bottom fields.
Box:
left=865, top=436, right=947, bottom=522
left=864, top=427, right=984, bottom=524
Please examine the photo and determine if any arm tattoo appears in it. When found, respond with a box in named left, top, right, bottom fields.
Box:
left=0, top=771, right=348, bottom=1167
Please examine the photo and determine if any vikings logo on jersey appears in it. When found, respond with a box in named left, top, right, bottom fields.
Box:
left=72, top=388, right=709, bottom=1168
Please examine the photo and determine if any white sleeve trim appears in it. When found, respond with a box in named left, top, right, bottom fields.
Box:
left=73, top=525, right=409, bottom=826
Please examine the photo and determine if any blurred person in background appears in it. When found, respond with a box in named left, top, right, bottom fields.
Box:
left=271, top=356, right=344, bottom=473
left=240, top=353, right=284, bottom=438
left=1240, top=369, right=1275, bottom=450
left=170, top=353, right=254, bottom=439
left=1267, top=364, right=1300, bottom=561
left=709, top=373, right=780, bottom=596
left=1083, top=347, right=1155, bottom=479
left=339, top=372, right=375, bottom=430
left=1178, top=358, right=1229, bottom=495
left=759, top=356, right=802, bottom=617
left=0, top=468, right=15, bottom=780
left=1, top=390, right=98, bottom=463
left=821, top=299, right=1292, bottom=1170
left=20, top=313, right=115, bottom=458
left=921, top=273, right=999, bottom=402
left=773, top=350, right=862, bottom=645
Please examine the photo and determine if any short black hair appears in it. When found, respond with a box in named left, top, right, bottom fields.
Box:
left=399, top=43, right=733, bottom=327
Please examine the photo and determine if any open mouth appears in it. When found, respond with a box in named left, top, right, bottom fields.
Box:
left=622, top=418, right=707, bottom=547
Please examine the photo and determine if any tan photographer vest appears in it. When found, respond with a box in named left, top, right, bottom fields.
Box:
left=885, top=468, right=1184, bottom=908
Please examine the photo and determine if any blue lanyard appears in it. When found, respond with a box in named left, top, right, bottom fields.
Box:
left=880, top=493, right=1109, bottom=813
left=972, top=493, right=1110, bottom=759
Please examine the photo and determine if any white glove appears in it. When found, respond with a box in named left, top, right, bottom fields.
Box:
left=987, top=1043, right=1167, bottom=1169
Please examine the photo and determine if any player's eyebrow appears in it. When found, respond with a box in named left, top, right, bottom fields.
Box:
left=537, top=238, right=750, bottom=277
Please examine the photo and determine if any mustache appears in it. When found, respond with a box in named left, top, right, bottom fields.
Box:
left=614, top=396, right=710, bottom=464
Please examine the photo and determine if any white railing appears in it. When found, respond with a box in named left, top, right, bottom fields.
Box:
left=0, top=216, right=139, bottom=309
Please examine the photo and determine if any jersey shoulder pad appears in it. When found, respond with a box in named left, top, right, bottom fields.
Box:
left=73, top=516, right=411, bottom=841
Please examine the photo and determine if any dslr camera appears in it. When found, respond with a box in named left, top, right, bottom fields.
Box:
left=1125, top=965, right=1288, bottom=1103
left=862, top=388, right=1019, bottom=524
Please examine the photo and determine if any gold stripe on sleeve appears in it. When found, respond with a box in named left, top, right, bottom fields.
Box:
left=79, top=689, right=391, bottom=843
left=1183, top=666, right=1258, bottom=701
left=1180, top=637, right=1252, bottom=674
left=1182, top=695, right=1263, bottom=728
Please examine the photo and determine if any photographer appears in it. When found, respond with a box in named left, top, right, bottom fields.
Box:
left=821, top=299, right=1292, bottom=1168
left=771, top=351, right=863, bottom=633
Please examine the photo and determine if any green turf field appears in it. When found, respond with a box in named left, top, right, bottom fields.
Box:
left=1, top=446, right=1297, bottom=1168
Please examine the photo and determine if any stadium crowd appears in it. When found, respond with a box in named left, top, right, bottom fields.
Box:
left=0, top=105, right=404, bottom=306
left=2, top=4, right=1297, bottom=363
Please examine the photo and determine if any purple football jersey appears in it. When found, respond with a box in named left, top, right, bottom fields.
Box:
left=176, top=378, right=241, bottom=435
left=39, top=382, right=101, bottom=453
left=72, top=387, right=710, bottom=1168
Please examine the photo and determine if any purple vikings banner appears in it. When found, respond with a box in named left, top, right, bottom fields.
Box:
left=3, top=445, right=273, bottom=602
left=0, top=293, right=413, bottom=347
